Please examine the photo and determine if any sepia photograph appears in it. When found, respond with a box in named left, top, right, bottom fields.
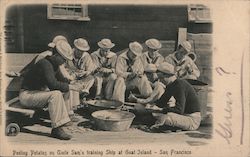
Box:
left=0, top=1, right=249, bottom=157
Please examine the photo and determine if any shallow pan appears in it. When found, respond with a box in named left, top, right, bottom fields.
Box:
left=92, top=110, right=135, bottom=131
left=84, top=99, right=123, bottom=112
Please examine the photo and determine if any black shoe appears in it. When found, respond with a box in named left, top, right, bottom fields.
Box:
left=51, top=127, right=72, bottom=140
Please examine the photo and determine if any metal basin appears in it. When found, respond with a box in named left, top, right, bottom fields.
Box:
left=92, top=110, right=135, bottom=131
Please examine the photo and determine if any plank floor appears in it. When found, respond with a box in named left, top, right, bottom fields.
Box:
left=6, top=114, right=212, bottom=146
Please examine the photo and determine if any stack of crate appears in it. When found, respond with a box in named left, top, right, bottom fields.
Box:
left=187, top=33, right=212, bottom=85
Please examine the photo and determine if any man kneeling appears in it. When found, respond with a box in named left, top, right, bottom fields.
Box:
left=132, top=62, right=201, bottom=131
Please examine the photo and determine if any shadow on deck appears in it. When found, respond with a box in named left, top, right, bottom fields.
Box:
left=6, top=107, right=212, bottom=146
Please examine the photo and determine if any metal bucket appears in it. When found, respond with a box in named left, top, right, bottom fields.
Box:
left=92, top=110, right=135, bottom=131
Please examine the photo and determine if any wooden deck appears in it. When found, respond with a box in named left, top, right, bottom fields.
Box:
left=6, top=113, right=212, bottom=146
left=7, top=126, right=212, bottom=146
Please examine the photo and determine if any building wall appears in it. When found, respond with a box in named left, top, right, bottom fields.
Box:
left=6, top=4, right=190, bottom=53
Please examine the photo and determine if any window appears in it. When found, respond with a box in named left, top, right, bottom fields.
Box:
left=188, top=4, right=211, bottom=23
left=47, top=4, right=90, bottom=21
